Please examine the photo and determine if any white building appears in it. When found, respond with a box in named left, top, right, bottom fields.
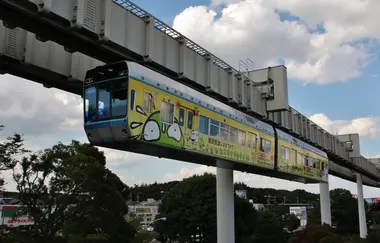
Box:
left=128, top=198, right=160, bottom=226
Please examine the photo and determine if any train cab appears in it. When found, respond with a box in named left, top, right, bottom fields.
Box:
left=83, top=61, right=130, bottom=145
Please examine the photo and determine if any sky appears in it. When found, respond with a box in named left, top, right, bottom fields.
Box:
left=1, top=0, right=380, bottom=198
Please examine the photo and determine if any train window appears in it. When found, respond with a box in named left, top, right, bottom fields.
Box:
left=230, top=127, right=238, bottom=144
left=178, top=108, right=185, bottom=127
left=238, top=130, right=246, bottom=146
left=143, top=92, right=154, bottom=114
left=130, top=89, right=135, bottom=111
left=260, top=138, right=271, bottom=154
left=111, top=80, right=128, bottom=117
left=220, top=123, right=229, bottom=141
left=247, top=132, right=256, bottom=148
left=298, top=153, right=306, bottom=166
left=97, top=84, right=111, bottom=119
left=290, top=149, right=297, bottom=165
left=281, top=146, right=290, bottom=161
left=85, top=87, right=96, bottom=122
left=199, top=115, right=209, bottom=134
left=188, top=111, right=193, bottom=129
left=160, top=101, right=174, bottom=124
left=314, top=159, right=320, bottom=169
left=210, top=119, right=219, bottom=137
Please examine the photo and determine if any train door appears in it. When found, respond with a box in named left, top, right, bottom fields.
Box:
left=178, top=107, right=195, bottom=149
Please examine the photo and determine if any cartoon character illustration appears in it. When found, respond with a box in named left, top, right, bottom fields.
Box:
left=129, top=106, right=185, bottom=148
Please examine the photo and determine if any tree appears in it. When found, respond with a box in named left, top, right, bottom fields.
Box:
left=156, top=173, right=259, bottom=243
left=7, top=140, right=135, bottom=243
left=284, top=213, right=301, bottom=232
left=330, top=189, right=359, bottom=234
left=252, top=210, right=287, bottom=243
left=0, top=125, right=29, bottom=190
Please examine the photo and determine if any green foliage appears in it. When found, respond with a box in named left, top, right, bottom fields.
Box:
left=129, top=181, right=179, bottom=201
left=289, top=224, right=341, bottom=243
left=253, top=210, right=287, bottom=243
left=0, top=125, right=29, bottom=189
left=157, top=173, right=287, bottom=243
left=157, top=173, right=217, bottom=242
left=284, top=213, right=301, bottom=232
left=330, top=189, right=359, bottom=235
left=235, top=196, right=259, bottom=243
left=132, top=231, right=159, bottom=243
left=3, top=140, right=134, bottom=243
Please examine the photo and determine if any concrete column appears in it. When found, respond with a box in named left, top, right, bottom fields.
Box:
left=216, top=160, right=235, bottom=243
left=356, top=173, right=367, bottom=238
left=319, top=182, right=332, bottom=225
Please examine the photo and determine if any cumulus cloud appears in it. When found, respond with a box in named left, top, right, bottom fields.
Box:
left=172, top=0, right=380, bottom=84
left=0, top=75, right=83, bottom=137
left=309, top=113, right=379, bottom=139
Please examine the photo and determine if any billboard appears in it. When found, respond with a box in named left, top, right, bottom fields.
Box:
left=1, top=205, right=34, bottom=227
left=290, top=206, right=307, bottom=227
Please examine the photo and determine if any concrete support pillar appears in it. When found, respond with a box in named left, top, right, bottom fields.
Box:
left=319, top=182, right=332, bottom=225
left=216, top=160, right=235, bottom=243
left=356, top=173, right=367, bottom=238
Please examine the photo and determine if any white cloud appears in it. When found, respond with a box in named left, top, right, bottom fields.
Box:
left=172, top=0, right=379, bottom=84
left=0, top=75, right=83, bottom=137
left=309, top=113, right=379, bottom=139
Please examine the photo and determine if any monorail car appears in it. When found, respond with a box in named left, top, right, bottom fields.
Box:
left=83, top=61, right=328, bottom=183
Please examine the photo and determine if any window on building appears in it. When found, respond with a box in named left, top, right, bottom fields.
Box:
left=97, top=84, right=110, bottom=119
left=160, top=101, right=174, bottom=124
left=111, top=80, right=128, bottom=117
left=143, top=92, right=154, bottom=113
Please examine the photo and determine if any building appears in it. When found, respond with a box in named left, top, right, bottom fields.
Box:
left=127, top=198, right=160, bottom=226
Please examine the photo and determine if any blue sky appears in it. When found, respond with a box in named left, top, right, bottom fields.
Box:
left=1, top=0, right=380, bottom=198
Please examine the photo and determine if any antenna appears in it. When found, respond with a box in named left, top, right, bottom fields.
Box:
left=246, top=58, right=254, bottom=72
left=239, top=60, right=248, bottom=74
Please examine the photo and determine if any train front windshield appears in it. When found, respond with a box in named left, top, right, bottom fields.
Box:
left=84, top=63, right=129, bottom=123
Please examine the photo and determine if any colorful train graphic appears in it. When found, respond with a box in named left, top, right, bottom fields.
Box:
left=83, top=61, right=329, bottom=183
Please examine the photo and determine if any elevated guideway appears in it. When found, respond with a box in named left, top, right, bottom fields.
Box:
left=0, top=0, right=379, bottom=187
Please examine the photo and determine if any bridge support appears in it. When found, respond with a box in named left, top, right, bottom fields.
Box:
left=356, top=173, right=367, bottom=238
left=319, top=182, right=332, bottom=225
left=216, top=160, right=235, bottom=243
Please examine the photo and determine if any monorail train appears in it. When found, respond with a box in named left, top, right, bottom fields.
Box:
left=83, top=61, right=328, bottom=183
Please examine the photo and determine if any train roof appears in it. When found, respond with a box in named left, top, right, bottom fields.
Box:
left=127, top=61, right=275, bottom=136
left=276, top=128, right=328, bottom=158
